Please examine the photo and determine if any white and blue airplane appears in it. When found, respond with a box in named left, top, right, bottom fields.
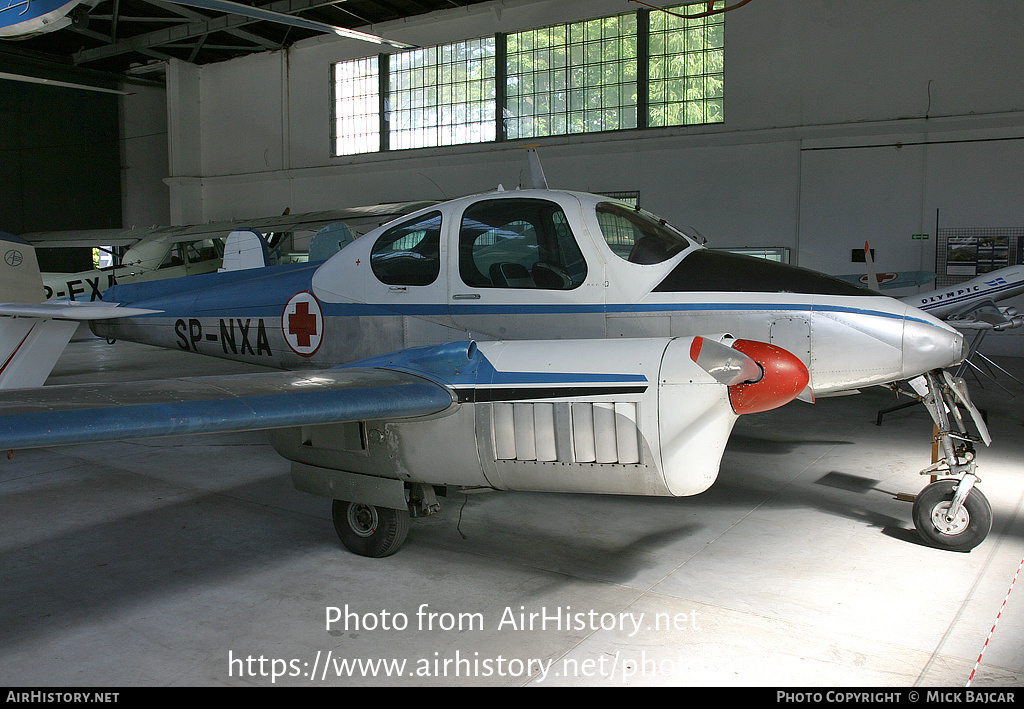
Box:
left=0, top=174, right=993, bottom=556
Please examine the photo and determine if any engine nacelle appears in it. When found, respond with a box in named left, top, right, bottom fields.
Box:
left=274, top=336, right=807, bottom=507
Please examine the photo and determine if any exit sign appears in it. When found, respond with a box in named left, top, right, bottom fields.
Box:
left=911, top=233, right=929, bottom=240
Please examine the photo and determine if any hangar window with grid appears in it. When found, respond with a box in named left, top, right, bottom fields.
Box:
left=331, top=2, right=726, bottom=156
left=505, top=14, right=639, bottom=139
left=389, top=38, right=497, bottom=150
left=647, top=5, right=725, bottom=127
left=332, top=57, right=380, bottom=156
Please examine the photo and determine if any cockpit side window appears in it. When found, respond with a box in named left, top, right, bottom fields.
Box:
left=459, top=198, right=587, bottom=290
left=596, top=202, right=693, bottom=265
left=370, top=211, right=442, bottom=286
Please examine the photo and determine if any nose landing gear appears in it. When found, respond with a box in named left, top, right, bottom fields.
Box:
left=896, top=370, right=993, bottom=552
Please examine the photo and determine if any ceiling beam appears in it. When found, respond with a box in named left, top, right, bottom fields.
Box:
left=146, top=0, right=282, bottom=51
left=73, top=0, right=345, bottom=65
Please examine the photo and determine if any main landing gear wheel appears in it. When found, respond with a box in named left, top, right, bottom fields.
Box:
left=912, top=479, right=992, bottom=553
left=332, top=500, right=409, bottom=558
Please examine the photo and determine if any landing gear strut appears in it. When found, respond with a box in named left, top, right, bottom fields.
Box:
left=896, top=370, right=992, bottom=552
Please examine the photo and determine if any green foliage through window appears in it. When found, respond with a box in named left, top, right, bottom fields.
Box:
left=332, top=2, right=724, bottom=156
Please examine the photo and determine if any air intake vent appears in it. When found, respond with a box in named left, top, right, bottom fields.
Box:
left=492, top=401, right=639, bottom=465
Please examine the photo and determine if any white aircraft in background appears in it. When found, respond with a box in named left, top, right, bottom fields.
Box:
left=0, top=158, right=993, bottom=557
left=20, top=202, right=436, bottom=303
left=850, top=240, right=1024, bottom=331
left=901, top=266, right=1024, bottom=331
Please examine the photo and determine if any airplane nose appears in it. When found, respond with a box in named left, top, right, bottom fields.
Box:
left=902, top=314, right=966, bottom=376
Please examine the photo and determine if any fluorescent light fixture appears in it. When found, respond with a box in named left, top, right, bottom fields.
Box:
left=171, top=0, right=417, bottom=49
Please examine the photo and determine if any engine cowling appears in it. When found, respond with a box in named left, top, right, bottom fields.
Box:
left=279, top=336, right=808, bottom=503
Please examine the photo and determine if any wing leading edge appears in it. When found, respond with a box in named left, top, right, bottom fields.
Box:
left=19, top=202, right=439, bottom=249
left=0, top=368, right=456, bottom=450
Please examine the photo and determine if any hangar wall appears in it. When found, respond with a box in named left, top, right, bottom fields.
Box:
left=151, top=0, right=1024, bottom=354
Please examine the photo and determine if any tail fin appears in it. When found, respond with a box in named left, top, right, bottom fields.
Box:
left=219, top=228, right=271, bottom=271
left=0, top=232, right=45, bottom=304
left=0, top=232, right=158, bottom=390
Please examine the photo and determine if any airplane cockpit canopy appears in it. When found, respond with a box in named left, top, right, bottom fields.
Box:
left=595, top=202, right=700, bottom=265
left=458, top=198, right=588, bottom=290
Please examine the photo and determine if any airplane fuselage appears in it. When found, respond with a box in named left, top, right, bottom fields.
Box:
left=96, top=190, right=965, bottom=397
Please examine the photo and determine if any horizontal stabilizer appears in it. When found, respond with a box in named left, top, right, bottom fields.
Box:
left=0, top=368, right=455, bottom=450
left=0, top=301, right=160, bottom=320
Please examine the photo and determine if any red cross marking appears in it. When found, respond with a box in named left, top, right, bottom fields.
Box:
left=288, top=301, right=318, bottom=348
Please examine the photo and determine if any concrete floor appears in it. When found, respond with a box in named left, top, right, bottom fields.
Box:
left=1, top=337, right=1022, bottom=687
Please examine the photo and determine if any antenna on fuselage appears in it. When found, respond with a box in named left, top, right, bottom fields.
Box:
left=527, top=149, right=549, bottom=189
left=516, top=145, right=549, bottom=190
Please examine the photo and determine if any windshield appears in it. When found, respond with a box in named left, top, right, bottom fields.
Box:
left=595, top=202, right=697, bottom=264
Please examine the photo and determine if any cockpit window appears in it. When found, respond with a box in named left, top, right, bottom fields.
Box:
left=459, top=198, right=587, bottom=290
left=596, top=202, right=695, bottom=264
left=371, top=211, right=442, bottom=286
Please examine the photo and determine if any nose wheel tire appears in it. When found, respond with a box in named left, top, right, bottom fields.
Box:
left=912, top=479, right=992, bottom=553
left=332, top=500, right=409, bottom=557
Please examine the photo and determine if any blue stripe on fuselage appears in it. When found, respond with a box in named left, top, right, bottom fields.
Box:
left=104, top=267, right=932, bottom=327
left=113, top=296, right=932, bottom=326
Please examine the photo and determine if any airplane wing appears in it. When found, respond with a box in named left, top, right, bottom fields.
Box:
left=0, top=368, right=456, bottom=451
left=945, top=299, right=1024, bottom=330
left=19, top=202, right=438, bottom=249
left=0, top=335, right=809, bottom=455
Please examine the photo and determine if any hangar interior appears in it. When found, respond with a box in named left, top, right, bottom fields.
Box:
left=2, top=0, right=1023, bottom=687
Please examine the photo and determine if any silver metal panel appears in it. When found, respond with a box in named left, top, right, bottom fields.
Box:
left=289, top=462, right=407, bottom=510
left=533, top=402, right=557, bottom=462
left=513, top=403, right=537, bottom=461
left=554, top=402, right=576, bottom=463
left=614, top=402, right=640, bottom=465
left=593, top=402, right=618, bottom=464
left=493, top=403, right=516, bottom=460
left=571, top=403, right=596, bottom=463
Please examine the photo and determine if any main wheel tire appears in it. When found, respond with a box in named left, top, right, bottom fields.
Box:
left=332, top=500, right=409, bottom=557
left=912, top=479, right=992, bottom=552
